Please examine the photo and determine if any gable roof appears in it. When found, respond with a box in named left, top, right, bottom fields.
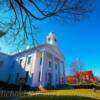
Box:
left=13, top=43, right=64, bottom=59
left=0, top=52, right=11, bottom=57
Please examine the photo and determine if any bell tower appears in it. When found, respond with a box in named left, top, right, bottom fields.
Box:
left=47, top=32, right=57, bottom=46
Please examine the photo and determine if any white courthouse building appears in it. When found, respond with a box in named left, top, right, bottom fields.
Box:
left=0, top=32, right=66, bottom=88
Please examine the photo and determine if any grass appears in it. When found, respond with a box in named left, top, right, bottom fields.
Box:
left=0, top=95, right=97, bottom=100
left=20, top=95, right=97, bottom=100
left=42, top=89, right=100, bottom=100
left=0, top=89, right=100, bottom=100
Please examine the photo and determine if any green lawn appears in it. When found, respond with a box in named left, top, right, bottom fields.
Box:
left=20, top=95, right=97, bottom=100
left=23, top=89, right=100, bottom=100
left=42, top=89, right=100, bottom=100
left=0, top=89, right=100, bottom=100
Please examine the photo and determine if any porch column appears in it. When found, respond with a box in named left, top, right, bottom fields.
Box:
left=62, top=62, right=66, bottom=84
left=40, top=51, right=46, bottom=87
left=52, top=56, right=55, bottom=86
left=58, top=61, right=61, bottom=84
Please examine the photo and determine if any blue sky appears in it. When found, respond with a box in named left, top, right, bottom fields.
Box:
left=0, top=0, right=100, bottom=76
left=37, top=0, right=100, bottom=76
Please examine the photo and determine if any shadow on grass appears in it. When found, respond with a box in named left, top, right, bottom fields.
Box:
left=21, top=95, right=98, bottom=100
left=1, top=95, right=97, bottom=100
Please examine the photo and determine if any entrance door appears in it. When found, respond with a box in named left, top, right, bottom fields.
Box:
left=48, top=73, right=52, bottom=86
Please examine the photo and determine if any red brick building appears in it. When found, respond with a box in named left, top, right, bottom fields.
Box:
left=67, top=70, right=95, bottom=84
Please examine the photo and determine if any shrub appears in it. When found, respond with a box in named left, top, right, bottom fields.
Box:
left=67, top=83, right=100, bottom=90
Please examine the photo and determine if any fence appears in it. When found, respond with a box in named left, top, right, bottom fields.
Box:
left=0, top=90, right=28, bottom=97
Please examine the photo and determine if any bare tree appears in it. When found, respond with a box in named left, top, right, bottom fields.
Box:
left=0, top=31, right=6, bottom=37
left=70, top=58, right=83, bottom=74
left=70, top=58, right=84, bottom=82
left=0, top=0, right=94, bottom=51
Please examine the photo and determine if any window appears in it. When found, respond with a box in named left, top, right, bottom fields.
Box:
left=56, top=74, right=58, bottom=81
left=40, top=57, right=42, bottom=65
left=27, top=56, right=32, bottom=64
left=55, top=38, right=57, bottom=42
left=49, top=60, right=52, bottom=68
left=48, top=56, right=52, bottom=68
left=0, top=61, right=3, bottom=67
left=61, top=76, right=64, bottom=84
left=86, top=75, right=89, bottom=80
left=26, top=71, right=29, bottom=81
left=82, top=76, right=85, bottom=81
left=32, top=73, right=34, bottom=78
left=11, top=61, right=15, bottom=68
left=38, top=72, right=41, bottom=82
left=19, top=59, right=23, bottom=64
left=45, top=72, right=47, bottom=81
left=15, top=73, right=19, bottom=83
left=55, top=63, right=58, bottom=69
left=48, top=73, right=52, bottom=86
left=7, top=74, right=11, bottom=83
left=48, top=37, right=51, bottom=41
